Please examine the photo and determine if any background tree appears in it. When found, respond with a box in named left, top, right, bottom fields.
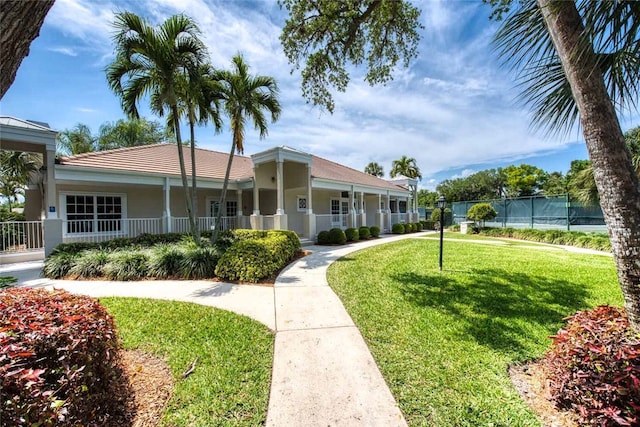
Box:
left=0, top=0, right=55, bottom=99
left=503, top=164, right=548, bottom=197
left=436, top=168, right=505, bottom=202
left=97, top=118, right=168, bottom=150
left=280, top=0, right=422, bottom=113
left=417, top=189, right=437, bottom=208
left=106, top=11, right=208, bottom=239
left=390, top=156, right=422, bottom=180
left=57, top=124, right=97, bottom=156
left=364, top=162, right=384, bottom=177
left=0, top=150, right=40, bottom=212
left=210, top=55, right=281, bottom=244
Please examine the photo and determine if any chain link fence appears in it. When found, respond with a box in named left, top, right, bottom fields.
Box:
left=451, top=195, right=606, bottom=232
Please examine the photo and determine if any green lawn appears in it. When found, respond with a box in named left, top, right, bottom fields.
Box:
left=100, top=298, right=274, bottom=426
left=327, top=238, right=622, bottom=426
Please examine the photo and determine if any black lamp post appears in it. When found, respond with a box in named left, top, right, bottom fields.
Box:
left=438, top=195, right=446, bottom=271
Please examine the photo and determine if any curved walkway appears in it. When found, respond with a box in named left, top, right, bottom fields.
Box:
left=2, top=232, right=607, bottom=425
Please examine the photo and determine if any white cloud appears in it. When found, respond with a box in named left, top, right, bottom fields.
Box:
left=48, top=47, right=78, bottom=56
left=76, top=107, right=99, bottom=113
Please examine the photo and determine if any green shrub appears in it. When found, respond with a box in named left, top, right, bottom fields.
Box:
left=104, top=250, right=149, bottom=281
left=369, top=226, right=380, bottom=238
left=358, top=226, right=371, bottom=239
left=146, top=244, right=185, bottom=278
left=392, top=223, right=405, bottom=234
left=431, top=208, right=453, bottom=225
left=178, top=245, right=220, bottom=279
left=466, top=203, right=498, bottom=225
left=421, top=220, right=435, bottom=230
left=69, top=249, right=110, bottom=278
left=317, top=230, right=331, bottom=244
left=0, top=276, right=17, bottom=288
left=0, top=288, right=129, bottom=426
left=268, top=230, right=301, bottom=254
left=215, top=240, right=276, bottom=282
left=415, top=222, right=423, bottom=231
left=329, top=228, right=347, bottom=244
left=405, top=223, right=415, bottom=233
left=43, top=252, right=79, bottom=279
left=543, top=306, right=639, bottom=426
left=345, top=227, right=359, bottom=242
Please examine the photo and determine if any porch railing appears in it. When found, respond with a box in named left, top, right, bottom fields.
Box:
left=390, top=213, right=404, bottom=226
left=0, top=221, right=44, bottom=253
left=172, top=216, right=242, bottom=234
left=62, top=218, right=163, bottom=243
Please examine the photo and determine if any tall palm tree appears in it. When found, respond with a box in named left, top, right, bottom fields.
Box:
left=210, top=54, right=281, bottom=244
left=364, top=162, right=384, bottom=177
left=57, top=124, right=97, bottom=156
left=390, top=155, right=422, bottom=180
left=106, top=11, right=207, bottom=238
left=495, top=1, right=640, bottom=330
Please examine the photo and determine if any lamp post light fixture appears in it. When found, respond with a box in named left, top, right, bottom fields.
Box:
left=438, top=195, right=446, bottom=271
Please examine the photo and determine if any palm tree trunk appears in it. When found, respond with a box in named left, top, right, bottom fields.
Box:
left=538, top=0, right=640, bottom=331
left=189, top=118, right=200, bottom=241
left=211, top=139, right=236, bottom=244
left=171, top=106, right=196, bottom=238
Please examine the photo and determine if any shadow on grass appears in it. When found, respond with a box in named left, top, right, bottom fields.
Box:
left=395, top=268, right=590, bottom=357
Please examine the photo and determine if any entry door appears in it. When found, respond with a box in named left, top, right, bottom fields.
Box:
left=341, top=200, right=349, bottom=227
left=331, top=199, right=349, bottom=228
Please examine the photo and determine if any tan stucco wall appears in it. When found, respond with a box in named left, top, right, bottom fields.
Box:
left=283, top=162, right=307, bottom=189
left=254, top=163, right=277, bottom=190
left=284, top=188, right=306, bottom=235
left=259, top=189, right=277, bottom=215
left=23, top=188, right=42, bottom=221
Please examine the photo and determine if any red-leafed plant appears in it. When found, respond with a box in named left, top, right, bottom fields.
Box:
left=0, top=288, right=131, bottom=426
left=543, top=305, right=640, bottom=426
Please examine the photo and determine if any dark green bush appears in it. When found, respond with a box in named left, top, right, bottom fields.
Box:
left=369, top=226, right=380, bottom=238
left=215, top=240, right=276, bottom=282
left=466, top=203, right=498, bottom=224
left=69, top=249, right=110, bottom=278
left=329, top=228, right=347, bottom=244
left=415, top=222, right=423, bottom=231
left=179, top=245, right=220, bottom=279
left=104, top=250, right=149, bottom=281
left=43, top=252, right=79, bottom=279
left=146, top=244, right=185, bottom=278
left=317, top=230, right=331, bottom=244
left=345, top=227, right=359, bottom=242
left=392, top=223, right=405, bottom=234
left=421, top=220, right=435, bottom=230
left=0, top=288, right=129, bottom=426
left=475, top=228, right=610, bottom=251
left=358, top=226, right=370, bottom=239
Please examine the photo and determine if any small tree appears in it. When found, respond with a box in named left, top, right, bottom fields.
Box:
left=466, top=203, right=498, bottom=227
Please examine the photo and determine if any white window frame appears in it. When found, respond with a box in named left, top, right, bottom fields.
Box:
left=60, top=192, right=127, bottom=237
left=206, top=196, right=237, bottom=217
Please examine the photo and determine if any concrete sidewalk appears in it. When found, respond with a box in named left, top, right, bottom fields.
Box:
left=3, top=233, right=416, bottom=426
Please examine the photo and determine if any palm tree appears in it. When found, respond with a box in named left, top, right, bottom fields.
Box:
left=57, top=124, right=97, bottom=156
left=364, top=162, right=384, bottom=177
left=0, top=150, right=40, bottom=211
left=173, top=64, right=224, bottom=240
left=390, top=156, right=422, bottom=180
left=210, top=54, right=281, bottom=244
left=97, top=118, right=167, bottom=150
left=106, top=11, right=207, bottom=238
left=495, top=1, right=640, bottom=330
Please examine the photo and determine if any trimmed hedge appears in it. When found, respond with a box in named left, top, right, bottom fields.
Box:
left=215, top=231, right=300, bottom=282
left=473, top=227, right=611, bottom=252
left=369, top=226, right=380, bottom=238
left=317, top=230, right=331, bottom=245
left=358, top=226, right=371, bottom=239
left=329, top=228, right=347, bottom=244
left=392, top=223, right=405, bottom=234
left=345, top=227, right=360, bottom=242
left=0, top=288, right=129, bottom=426
left=51, top=233, right=186, bottom=256
left=421, top=220, right=435, bottom=230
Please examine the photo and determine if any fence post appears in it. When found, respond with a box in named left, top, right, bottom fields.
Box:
left=566, top=193, right=571, bottom=231
left=503, top=198, right=507, bottom=228
left=530, top=196, right=534, bottom=229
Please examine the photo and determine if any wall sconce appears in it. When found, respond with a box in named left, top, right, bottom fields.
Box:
left=271, top=176, right=275, bottom=183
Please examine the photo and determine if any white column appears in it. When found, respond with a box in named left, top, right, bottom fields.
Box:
left=45, top=149, right=57, bottom=219
left=252, top=174, right=260, bottom=215
left=164, top=176, right=172, bottom=232
left=306, top=164, right=313, bottom=214
left=349, top=187, right=355, bottom=228
left=386, top=192, right=391, bottom=230
left=276, top=160, right=284, bottom=215
left=236, top=189, right=243, bottom=216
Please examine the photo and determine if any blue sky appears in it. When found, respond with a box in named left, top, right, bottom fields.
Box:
left=2, top=0, right=638, bottom=190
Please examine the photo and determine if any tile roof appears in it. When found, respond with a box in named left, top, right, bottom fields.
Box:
left=59, top=144, right=254, bottom=180
left=59, top=143, right=406, bottom=192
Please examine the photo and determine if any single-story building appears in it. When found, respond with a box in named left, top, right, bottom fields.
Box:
left=1, top=116, right=418, bottom=258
